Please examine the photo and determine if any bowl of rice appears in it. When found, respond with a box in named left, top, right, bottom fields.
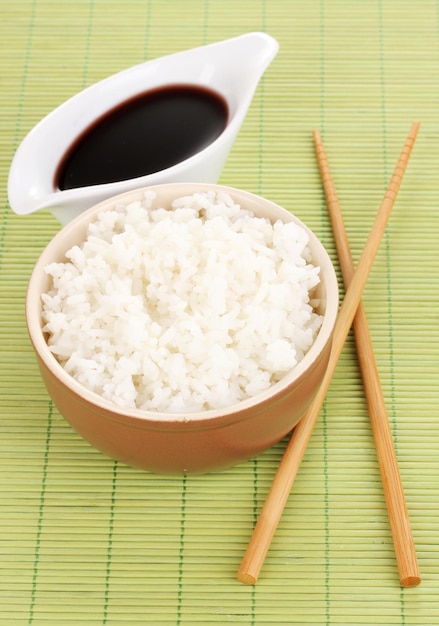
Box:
left=26, top=183, right=339, bottom=473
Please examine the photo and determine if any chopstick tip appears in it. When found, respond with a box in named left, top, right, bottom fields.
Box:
left=411, top=121, right=421, bottom=135
left=401, top=574, right=421, bottom=588
left=237, top=570, right=257, bottom=585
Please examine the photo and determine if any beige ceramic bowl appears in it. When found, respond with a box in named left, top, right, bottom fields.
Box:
left=26, top=183, right=339, bottom=474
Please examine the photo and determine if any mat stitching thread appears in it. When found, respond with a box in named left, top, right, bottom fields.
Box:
left=103, top=460, right=118, bottom=625
left=324, top=404, right=331, bottom=626
left=177, top=474, right=188, bottom=625
left=320, top=2, right=332, bottom=624
left=28, top=400, right=53, bottom=625
left=251, top=458, right=259, bottom=624
left=249, top=1, right=268, bottom=618
left=81, top=0, right=95, bottom=88
left=0, top=0, right=36, bottom=273
left=379, top=1, right=405, bottom=617
left=143, top=0, right=152, bottom=61
left=203, top=0, right=210, bottom=45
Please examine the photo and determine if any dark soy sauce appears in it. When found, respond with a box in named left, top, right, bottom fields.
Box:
left=55, top=84, right=229, bottom=191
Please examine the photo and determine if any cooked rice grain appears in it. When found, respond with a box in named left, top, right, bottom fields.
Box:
left=42, top=191, right=323, bottom=413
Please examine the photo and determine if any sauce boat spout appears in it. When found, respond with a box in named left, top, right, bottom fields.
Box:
left=8, top=32, right=279, bottom=225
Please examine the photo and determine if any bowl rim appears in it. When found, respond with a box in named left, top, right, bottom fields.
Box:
left=26, top=182, right=339, bottom=425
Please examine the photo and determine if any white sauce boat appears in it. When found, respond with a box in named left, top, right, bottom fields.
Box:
left=8, top=32, right=278, bottom=224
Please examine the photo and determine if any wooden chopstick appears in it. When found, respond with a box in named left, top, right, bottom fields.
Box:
left=313, top=129, right=421, bottom=588
left=237, top=122, right=420, bottom=586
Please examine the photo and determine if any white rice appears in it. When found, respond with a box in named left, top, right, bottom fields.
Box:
left=42, top=190, right=323, bottom=413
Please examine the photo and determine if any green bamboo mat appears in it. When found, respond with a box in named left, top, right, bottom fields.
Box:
left=1, top=1, right=438, bottom=624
